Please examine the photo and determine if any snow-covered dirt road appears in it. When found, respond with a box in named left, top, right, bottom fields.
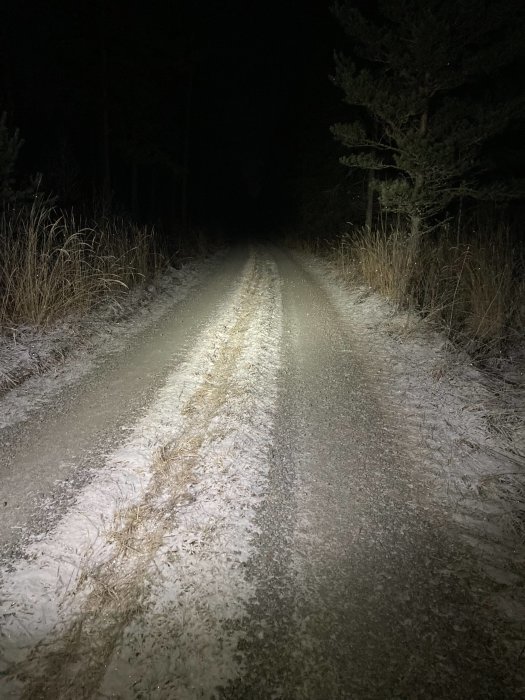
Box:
left=0, top=246, right=523, bottom=699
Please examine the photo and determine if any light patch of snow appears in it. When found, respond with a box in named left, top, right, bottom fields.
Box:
left=0, top=257, right=217, bottom=429
left=99, top=254, right=282, bottom=698
left=298, top=251, right=525, bottom=641
left=0, top=283, right=234, bottom=689
left=0, top=250, right=283, bottom=698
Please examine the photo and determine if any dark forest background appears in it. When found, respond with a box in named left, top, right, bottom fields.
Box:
left=1, top=0, right=345, bottom=238
left=1, top=0, right=524, bottom=357
left=3, top=0, right=525, bottom=238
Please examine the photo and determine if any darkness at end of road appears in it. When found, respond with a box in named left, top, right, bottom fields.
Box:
left=3, top=0, right=343, bottom=238
left=6, top=1, right=523, bottom=246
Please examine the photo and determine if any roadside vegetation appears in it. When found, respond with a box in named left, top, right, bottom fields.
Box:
left=0, top=113, right=167, bottom=331
left=0, top=201, right=163, bottom=329
left=316, top=219, right=524, bottom=363
left=0, top=109, right=218, bottom=334
left=0, top=112, right=216, bottom=393
left=291, top=0, right=525, bottom=368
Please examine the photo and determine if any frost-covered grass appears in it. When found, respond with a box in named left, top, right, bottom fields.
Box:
left=0, top=258, right=203, bottom=416
left=307, top=222, right=524, bottom=362
left=0, top=201, right=164, bottom=329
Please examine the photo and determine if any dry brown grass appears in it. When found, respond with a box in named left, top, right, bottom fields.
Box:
left=326, top=223, right=524, bottom=358
left=0, top=201, right=163, bottom=329
left=344, top=227, right=415, bottom=303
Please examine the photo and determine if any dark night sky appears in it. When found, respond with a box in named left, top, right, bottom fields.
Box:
left=3, top=1, right=525, bottom=239
left=1, top=0, right=342, bottom=234
left=185, top=0, right=341, bottom=229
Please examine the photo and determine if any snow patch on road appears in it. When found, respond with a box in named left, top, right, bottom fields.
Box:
left=0, top=257, right=216, bottom=429
left=100, top=254, right=283, bottom=698
left=0, top=250, right=283, bottom=699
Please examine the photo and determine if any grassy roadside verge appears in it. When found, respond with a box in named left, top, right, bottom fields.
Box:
left=0, top=201, right=164, bottom=329
left=296, top=239, right=525, bottom=684
left=0, top=201, right=215, bottom=394
left=293, top=223, right=524, bottom=368
left=291, top=222, right=525, bottom=487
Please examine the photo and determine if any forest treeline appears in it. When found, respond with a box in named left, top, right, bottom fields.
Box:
left=1, top=0, right=524, bottom=354
left=0, top=1, right=206, bottom=328
left=1, top=1, right=197, bottom=228
left=289, top=0, right=525, bottom=359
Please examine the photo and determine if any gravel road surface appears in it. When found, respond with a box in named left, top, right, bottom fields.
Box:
left=0, top=246, right=520, bottom=699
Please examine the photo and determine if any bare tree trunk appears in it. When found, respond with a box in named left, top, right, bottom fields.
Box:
left=365, top=169, right=374, bottom=229
left=409, top=107, right=429, bottom=241
left=100, top=47, right=111, bottom=213
left=131, top=161, right=138, bottom=220
left=96, top=2, right=111, bottom=214
left=410, top=213, right=421, bottom=238
left=181, top=70, right=193, bottom=237
left=150, top=167, right=156, bottom=219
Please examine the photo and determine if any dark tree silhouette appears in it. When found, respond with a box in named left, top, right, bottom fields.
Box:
left=331, top=0, right=525, bottom=238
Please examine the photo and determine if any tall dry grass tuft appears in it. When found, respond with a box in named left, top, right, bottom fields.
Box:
left=347, top=227, right=416, bottom=304
left=0, top=201, right=163, bottom=328
left=329, top=222, right=524, bottom=357
left=461, top=237, right=521, bottom=352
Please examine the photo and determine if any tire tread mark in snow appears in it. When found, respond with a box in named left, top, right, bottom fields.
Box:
left=223, top=248, right=521, bottom=700
left=8, top=252, right=267, bottom=699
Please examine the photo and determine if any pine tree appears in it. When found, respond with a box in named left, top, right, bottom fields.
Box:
left=331, top=0, right=525, bottom=237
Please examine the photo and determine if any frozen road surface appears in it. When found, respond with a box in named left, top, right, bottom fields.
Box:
left=0, top=246, right=522, bottom=698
